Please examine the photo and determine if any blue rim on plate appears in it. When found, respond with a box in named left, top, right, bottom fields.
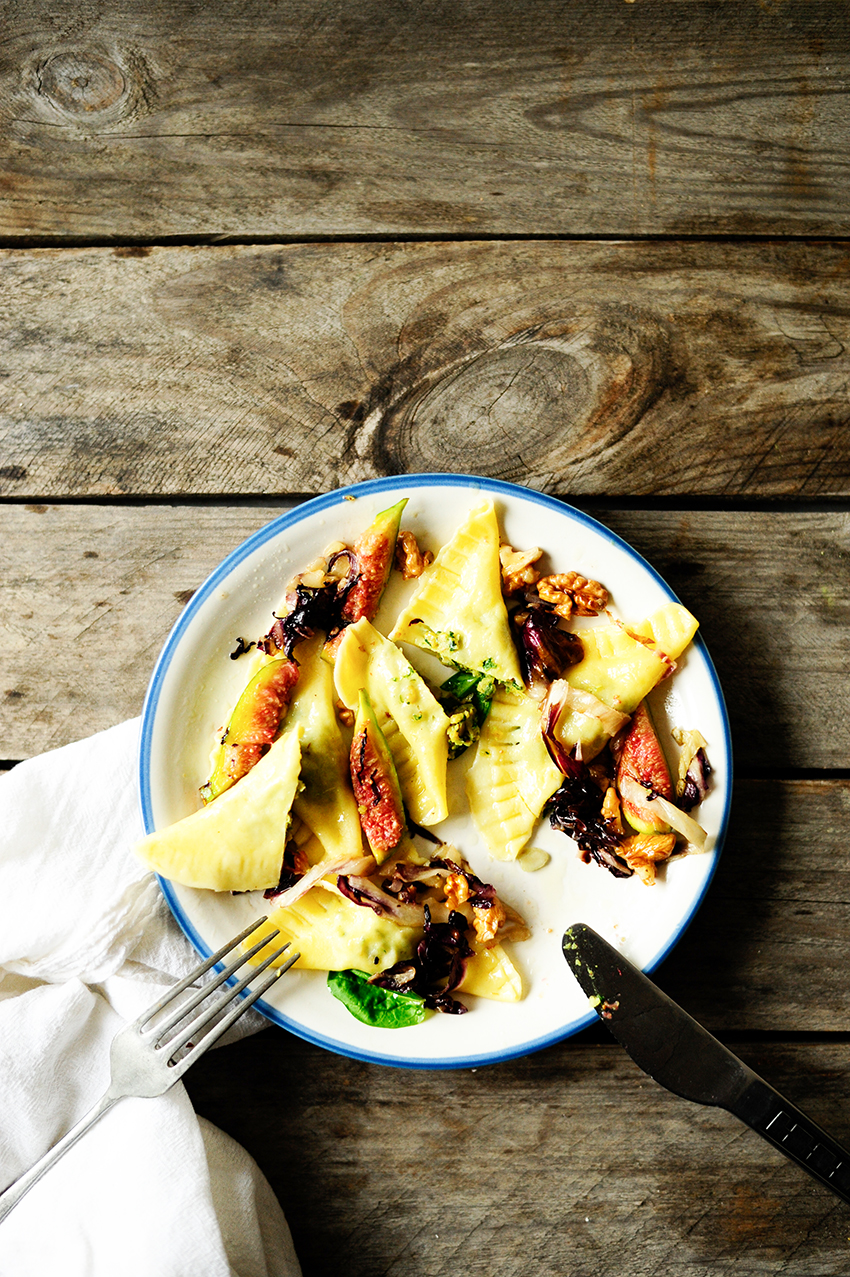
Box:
left=139, top=473, right=733, bottom=1070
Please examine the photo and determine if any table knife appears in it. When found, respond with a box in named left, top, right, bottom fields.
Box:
left=563, top=922, right=850, bottom=1207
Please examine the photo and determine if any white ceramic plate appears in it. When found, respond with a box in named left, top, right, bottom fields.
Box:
left=139, top=475, right=732, bottom=1070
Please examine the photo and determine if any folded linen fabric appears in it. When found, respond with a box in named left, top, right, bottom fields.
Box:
left=0, top=719, right=302, bottom=1277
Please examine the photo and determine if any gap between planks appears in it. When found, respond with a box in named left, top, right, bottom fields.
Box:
left=3, top=234, right=850, bottom=251
left=2, top=495, right=850, bottom=515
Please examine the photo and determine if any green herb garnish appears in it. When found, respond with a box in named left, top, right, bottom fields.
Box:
left=439, top=670, right=496, bottom=756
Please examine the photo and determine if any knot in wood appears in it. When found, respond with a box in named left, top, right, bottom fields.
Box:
left=374, top=310, right=676, bottom=489
left=381, top=342, right=590, bottom=482
left=36, top=50, right=128, bottom=117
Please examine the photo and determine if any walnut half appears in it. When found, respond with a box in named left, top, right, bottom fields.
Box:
left=395, top=530, right=434, bottom=580
left=536, top=572, right=609, bottom=619
left=471, top=899, right=507, bottom=945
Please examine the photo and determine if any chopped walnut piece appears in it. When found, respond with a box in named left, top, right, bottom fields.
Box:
left=395, top=530, right=434, bottom=579
left=471, top=898, right=507, bottom=945
left=335, top=699, right=355, bottom=728
left=619, top=832, right=676, bottom=886
left=499, top=544, right=543, bottom=595
left=621, top=832, right=677, bottom=862
left=443, top=871, right=471, bottom=911
left=601, top=786, right=625, bottom=835
left=626, top=856, right=657, bottom=886
left=537, top=572, right=609, bottom=619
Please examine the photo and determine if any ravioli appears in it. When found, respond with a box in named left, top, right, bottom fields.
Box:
left=286, top=634, right=363, bottom=860
left=135, top=727, right=302, bottom=892
left=466, top=687, right=563, bottom=861
left=251, top=889, right=523, bottom=1002
left=629, top=602, right=699, bottom=659
left=255, top=886, right=422, bottom=973
left=458, top=942, right=523, bottom=1002
left=565, top=603, right=699, bottom=713
left=334, top=617, right=450, bottom=826
left=390, top=500, right=522, bottom=688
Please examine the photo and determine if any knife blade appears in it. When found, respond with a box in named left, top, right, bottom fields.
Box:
left=563, top=922, right=850, bottom=1207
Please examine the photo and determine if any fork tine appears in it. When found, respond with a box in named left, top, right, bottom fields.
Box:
left=147, top=929, right=285, bottom=1038
left=158, top=940, right=293, bottom=1058
left=133, top=917, right=274, bottom=1030
left=167, top=951, right=300, bottom=1080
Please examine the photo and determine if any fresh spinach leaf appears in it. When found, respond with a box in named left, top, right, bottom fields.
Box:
left=327, top=969, right=429, bottom=1029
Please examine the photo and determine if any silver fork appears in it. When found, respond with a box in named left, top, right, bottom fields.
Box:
left=0, top=917, right=297, bottom=1224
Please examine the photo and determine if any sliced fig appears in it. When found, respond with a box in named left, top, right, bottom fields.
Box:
left=341, top=498, right=407, bottom=625
left=615, top=700, right=674, bottom=834
left=202, top=657, right=300, bottom=803
left=350, top=689, right=406, bottom=861
left=321, top=499, right=407, bottom=661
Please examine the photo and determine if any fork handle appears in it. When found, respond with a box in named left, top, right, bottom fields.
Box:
left=0, top=1090, right=118, bottom=1224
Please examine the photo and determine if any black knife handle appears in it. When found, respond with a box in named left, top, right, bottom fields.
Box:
left=730, top=1076, right=850, bottom=1205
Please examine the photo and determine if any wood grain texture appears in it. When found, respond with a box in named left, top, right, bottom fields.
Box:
left=2, top=503, right=846, bottom=768
left=3, top=240, right=850, bottom=498
left=661, top=778, right=850, bottom=1032
left=0, top=502, right=293, bottom=755
left=1, top=1, right=849, bottom=238
left=185, top=1032, right=850, bottom=1277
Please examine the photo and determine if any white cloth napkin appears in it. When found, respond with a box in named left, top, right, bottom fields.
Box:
left=0, top=719, right=302, bottom=1277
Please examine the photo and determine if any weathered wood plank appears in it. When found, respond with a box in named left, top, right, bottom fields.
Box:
left=2, top=503, right=847, bottom=768
left=186, top=1032, right=850, bottom=1277
left=3, top=241, right=850, bottom=499
left=662, top=778, right=850, bottom=1032
left=1, top=1, right=849, bottom=238
left=0, top=503, right=293, bottom=754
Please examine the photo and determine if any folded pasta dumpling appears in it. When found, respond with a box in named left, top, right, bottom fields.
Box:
left=566, top=603, right=698, bottom=713
left=286, top=635, right=363, bottom=860
left=458, top=942, right=523, bottom=1001
left=389, top=500, right=522, bottom=688
left=334, top=618, right=449, bottom=826
left=135, top=726, right=302, bottom=891
left=628, top=602, right=699, bottom=659
left=466, top=688, right=562, bottom=861
left=252, top=885, right=422, bottom=972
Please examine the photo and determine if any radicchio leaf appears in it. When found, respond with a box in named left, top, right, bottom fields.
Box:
left=547, top=769, right=632, bottom=878
left=541, top=691, right=585, bottom=778
left=266, top=853, right=376, bottom=909
left=681, top=748, right=712, bottom=811
left=370, top=904, right=473, bottom=1014
left=511, top=604, right=584, bottom=685
left=336, top=875, right=424, bottom=928
left=259, top=576, right=357, bottom=658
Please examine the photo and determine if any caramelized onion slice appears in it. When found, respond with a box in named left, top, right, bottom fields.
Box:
left=636, top=788, right=708, bottom=850
left=542, top=680, right=630, bottom=772
left=266, top=852, right=376, bottom=910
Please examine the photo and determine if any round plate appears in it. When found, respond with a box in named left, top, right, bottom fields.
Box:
left=139, top=475, right=732, bottom=1070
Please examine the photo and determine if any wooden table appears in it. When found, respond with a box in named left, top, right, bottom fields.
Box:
left=2, top=3, right=850, bottom=1272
